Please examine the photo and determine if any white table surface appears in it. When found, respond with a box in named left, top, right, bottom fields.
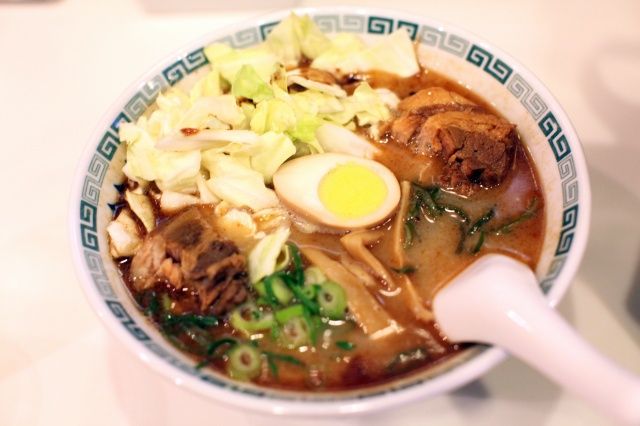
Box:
left=1, top=0, right=639, bottom=424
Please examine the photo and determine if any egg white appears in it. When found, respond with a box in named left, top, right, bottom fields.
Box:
left=272, top=153, right=401, bottom=229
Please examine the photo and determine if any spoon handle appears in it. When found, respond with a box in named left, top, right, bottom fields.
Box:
left=433, top=254, right=640, bottom=425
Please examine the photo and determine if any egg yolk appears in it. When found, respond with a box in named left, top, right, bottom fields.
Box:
left=318, top=163, right=388, bottom=219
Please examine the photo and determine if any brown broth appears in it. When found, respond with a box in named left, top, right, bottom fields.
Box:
left=115, top=68, right=544, bottom=392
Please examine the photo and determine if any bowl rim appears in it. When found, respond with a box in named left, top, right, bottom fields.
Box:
left=69, top=5, right=591, bottom=416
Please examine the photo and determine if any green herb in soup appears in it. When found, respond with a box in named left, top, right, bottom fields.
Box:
left=107, top=13, right=544, bottom=391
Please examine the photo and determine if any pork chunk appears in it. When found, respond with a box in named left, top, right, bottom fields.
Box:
left=130, top=206, right=249, bottom=315
left=397, top=87, right=477, bottom=113
left=386, top=87, right=516, bottom=194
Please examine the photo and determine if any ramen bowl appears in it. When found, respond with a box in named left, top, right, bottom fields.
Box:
left=69, top=6, right=590, bottom=416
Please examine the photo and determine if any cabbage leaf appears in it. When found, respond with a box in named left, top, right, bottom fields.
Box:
left=322, top=82, right=390, bottom=126
left=265, top=13, right=331, bottom=66
left=248, top=227, right=291, bottom=283
left=249, top=132, right=296, bottom=183
left=180, top=94, right=245, bottom=129
left=202, top=152, right=279, bottom=211
left=120, top=121, right=201, bottom=193
left=312, top=29, right=419, bottom=77
left=232, top=65, right=274, bottom=103
left=250, top=98, right=297, bottom=134
left=189, top=69, right=222, bottom=102
left=205, top=43, right=278, bottom=84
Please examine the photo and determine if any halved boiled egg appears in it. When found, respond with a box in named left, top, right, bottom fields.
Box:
left=273, top=153, right=400, bottom=229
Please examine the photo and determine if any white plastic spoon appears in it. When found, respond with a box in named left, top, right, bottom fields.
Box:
left=433, top=254, right=640, bottom=425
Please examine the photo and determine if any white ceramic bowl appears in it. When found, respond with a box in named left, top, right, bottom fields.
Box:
left=69, top=6, right=591, bottom=417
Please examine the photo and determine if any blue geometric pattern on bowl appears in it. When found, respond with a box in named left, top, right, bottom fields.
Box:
left=77, top=12, right=581, bottom=399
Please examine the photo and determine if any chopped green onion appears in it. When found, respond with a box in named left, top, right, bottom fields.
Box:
left=317, top=281, right=347, bottom=320
left=263, top=351, right=305, bottom=379
left=428, top=186, right=441, bottom=199
left=282, top=274, right=320, bottom=314
left=336, top=341, right=356, bottom=350
left=196, top=338, right=238, bottom=369
left=143, top=291, right=160, bottom=317
left=279, top=317, right=311, bottom=348
left=406, top=185, right=423, bottom=220
left=275, top=304, right=305, bottom=324
left=226, top=344, right=262, bottom=380
left=272, top=276, right=294, bottom=304
left=255, top=296, right=269, bottom=306
left=292, top=285, right=321, bottom=314
left=229, top=303, right=275, bottom=336
left=286, top=242, right=304, bottom=285
left=266, top=354, right=278, bottom=378
left=270, top=322, right=281, bottom=340
left=403, top=222, right=416, bottom=248
left=300, top=284, right=319, bottom=301
left=162, top=313, right=218, bottom=329
left=303, top=266, right=326, bottom=286
left=471, top=230, right=486, bottom=254
left=420, top=186, right=442, bottom=219
left=256, top=275, right=293, bottom=306
left=264, top=351, right=305, bottom=366
left=456, top=222, right=467, bottom=254
left=392, top=265, right=416, bottom=274
left=302, top=307, right=320, bottom=345
left=263, top=276, right=280, bottom=307
left=274, top=243, right=291, bottom=271
left=467, top=207, right=495, bottom=235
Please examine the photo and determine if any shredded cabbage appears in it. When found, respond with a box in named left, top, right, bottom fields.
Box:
left=265, top=13, right=331, bottom=67
left=160, top=190, right=201, bottom=212
left=249, top=95, right=325, bottom=153
left=189, top=69, right=222, bottom=102
left=349, top=82, right=391, bottom=125
left=287, top=114, right=324, bottom=152
left=202, top=152, right=279, bottom=211
left=374, top=88, right=400, bottom=110
left=124, top=190, right=155, bottom=232
left=248, top=227, right=291, bottom=283
left=310, top=33, right=366, bottom=70
left=120, top=121, right=200, bottom=193
left=107, top=210, right=142, bottom=258
left=196, top=174, right=219, bottom=203
left=203, top=43, right=233, bottom=63
left=144, top=88, right=190, bottom=139
left=291, top=90, right=344, bottom=115
left=232, top=65, right=274, bottom=103
left=249, top=132, right=296, bottom=183
left=180, top=94, right=245, bottom=129
left=323, top=82, right=390, bottom=126
left=312, top=29, right=419, bottom=77
left=206, top=44, right=278, bottom=84
left=250, top=98, right=297, bottom=134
